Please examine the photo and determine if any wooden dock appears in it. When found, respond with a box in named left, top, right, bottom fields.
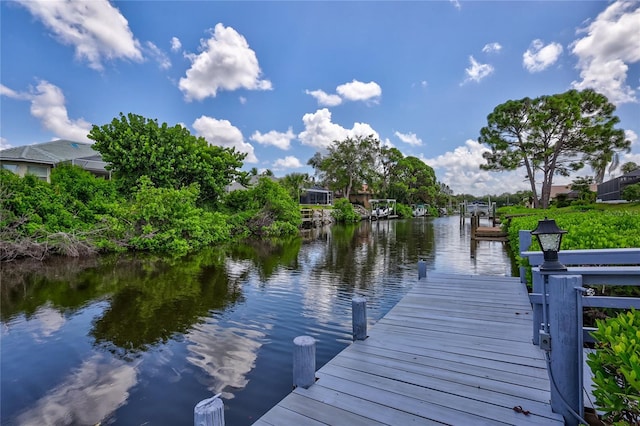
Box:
left=254, top=273, right=563, bottom=425
left=473, top=226, right=509, bottom=241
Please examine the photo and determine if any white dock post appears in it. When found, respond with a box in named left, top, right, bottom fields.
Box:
left=194, top=393, right=224, bottom=426
left=352, top=297, right=367, bottom=340
left=548, top=275, right=583, bottom=425
left=293, top=336, right=316, bottom=389
left=418, top=259, right=427, bottom=280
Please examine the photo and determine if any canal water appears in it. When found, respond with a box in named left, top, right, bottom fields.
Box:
left=1, top=216, right=515, bottom=425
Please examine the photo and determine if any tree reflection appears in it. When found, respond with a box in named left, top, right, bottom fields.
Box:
left=90, top=249, right=241, bottom=358
left=226, top=236, right=302, bottom=281
left=310, top=219, right=435, bottom=292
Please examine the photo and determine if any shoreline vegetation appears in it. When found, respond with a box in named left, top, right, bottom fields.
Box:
left=2, top=159, right=639, bottom=263
left=0, top=164, right=302, bottom=261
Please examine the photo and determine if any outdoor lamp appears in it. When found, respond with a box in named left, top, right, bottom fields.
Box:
left=531, top=217, right=567, bottom=271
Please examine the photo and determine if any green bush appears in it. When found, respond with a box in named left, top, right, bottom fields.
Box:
left=1, top=170, right=80, bottom=233
left=331, top=198, right=360, bottom=222
left=623, top=183, right=640, bottom=202
left=221, top=178, right=301, bottom=237
left=395, top=203, right=413, bottom=218
left=126, top=176, right=231, bottom=255
left=587, top=310, right=640, bottom=425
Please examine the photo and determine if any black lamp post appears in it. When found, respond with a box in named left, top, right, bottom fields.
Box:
left=531, top=217, right=567, bottom=271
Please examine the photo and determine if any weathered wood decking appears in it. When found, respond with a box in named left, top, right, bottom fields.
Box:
left=254, top=273, right=564, bottom=425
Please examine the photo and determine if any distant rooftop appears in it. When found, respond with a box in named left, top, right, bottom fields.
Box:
left=0, top=139, right=101, bottom=165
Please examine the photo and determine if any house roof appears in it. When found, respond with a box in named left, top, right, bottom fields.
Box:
left=0, top=140, right=108, bottom=172
left=0, top=140, right=100, bottom=165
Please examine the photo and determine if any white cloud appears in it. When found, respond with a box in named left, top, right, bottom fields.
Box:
left=16, top=81, right=92, bottom=142
left=450, top=0, right=461, bottom=11
left=250, top=128, right=295, bottom=150
left=462, top=56, right=494, bottom=84
left=523, top=39, right=563, bottom=72
left=192, top=115, right=257, bottom=163
left=179, top=23, right=272, bottom=101
left=145, top=41, right=171, bottom=70
left=571, top=1, right=640, bottom=104
left=170, top=36, right=182, bottom=52
left=0, top=137, right=11, bottom=150
left=482, top=42, right=502, bottom=53
left=298, top=108, right=378, bottom=150
left=422, top=139, right=530, bottom=196
left=1, top=84, right=30, bottom=100
left=16, top=0, right=142, bottom=71
left=305, top=89, right=342, bottom=107
left=626, top=129, right=638, bottom=146
left=239, top=96, right=247, bottom=105
left=336, top=80, right=382, bottom=103
left=622, top=152, right=640, bottom=167
left=394, top=131, right=423, bottom=146
left=273, top=156, right=303, bottom=170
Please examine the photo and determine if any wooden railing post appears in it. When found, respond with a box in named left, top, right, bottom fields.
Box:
left=518, top=230, right=533, bottom=285
left=548, top=275, right=583, bottom=425
left=531, top=269, right=543, bottom=345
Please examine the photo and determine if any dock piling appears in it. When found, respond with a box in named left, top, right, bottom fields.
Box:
left=418, top=259, right=427, bottom=280
left=194, top=394, right=224, bottom=426
left=352, top=297, right=367, bottom=340
left=293, top=336, right=316, bottom=389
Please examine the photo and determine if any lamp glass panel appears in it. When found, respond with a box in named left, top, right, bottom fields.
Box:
left=538, top=233, right=561, bottom=251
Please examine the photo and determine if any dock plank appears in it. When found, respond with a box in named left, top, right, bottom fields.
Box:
left=254, top=273, right=563, bottom=425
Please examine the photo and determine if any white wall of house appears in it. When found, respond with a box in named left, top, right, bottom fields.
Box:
left=2, top=161, right=52, bottom=182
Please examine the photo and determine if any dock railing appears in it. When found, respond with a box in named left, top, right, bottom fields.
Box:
left=518, top=230, right=640, bottom=425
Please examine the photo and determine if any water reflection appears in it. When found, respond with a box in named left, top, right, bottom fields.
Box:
left=1, top=216, right=514, bottom=425
left=186, top=319, right=267, bottom=399
left=15, top=354, right=138, bottom=426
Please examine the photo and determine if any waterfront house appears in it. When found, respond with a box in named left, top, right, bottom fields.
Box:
left=597, top=169, right=640, bottom=201
left=0, top=139, right=108, bottom=183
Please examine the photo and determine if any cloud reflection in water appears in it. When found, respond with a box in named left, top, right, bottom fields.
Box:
left=16, top=354, right=137, bottom=426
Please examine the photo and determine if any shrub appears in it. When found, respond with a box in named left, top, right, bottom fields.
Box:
left=587, top=310, right=640, bottom=425
left=127, top=176, right=231, bottom=255
left=221, top=177, right=301, bottom=237
left=623, top=183, right=640, bottom=202
left=331, top=198, right=359, bottom=222
left=395, top=203, right=413, bottom=218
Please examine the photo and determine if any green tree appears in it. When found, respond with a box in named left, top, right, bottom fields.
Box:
left=376, top=147, right=404, bottom=199
left=308, top=135, right=381, bottom=198
left=621, top=162, right=639, bottom=175
left=88, top=113, right=246, bottom=204
left=389, top=156, right=438, bottom=205
left=280, top=173, right=310, bottom=202
left=570, top=176, right=596, bottom=203
left=479, top=89, right=630, bottom=208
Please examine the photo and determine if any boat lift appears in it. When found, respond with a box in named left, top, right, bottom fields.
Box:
left=370, top=199, right=397, bottom=220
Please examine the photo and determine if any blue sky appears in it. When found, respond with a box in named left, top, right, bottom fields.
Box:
left=1, top=1, right=639, bottom=196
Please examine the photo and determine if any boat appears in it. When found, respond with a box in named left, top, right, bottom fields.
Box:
left=466, top=201, right=489, bottom=216
left=411, top=203, right=430, bottom=217
left=369, top=199, right=397, bottom=220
